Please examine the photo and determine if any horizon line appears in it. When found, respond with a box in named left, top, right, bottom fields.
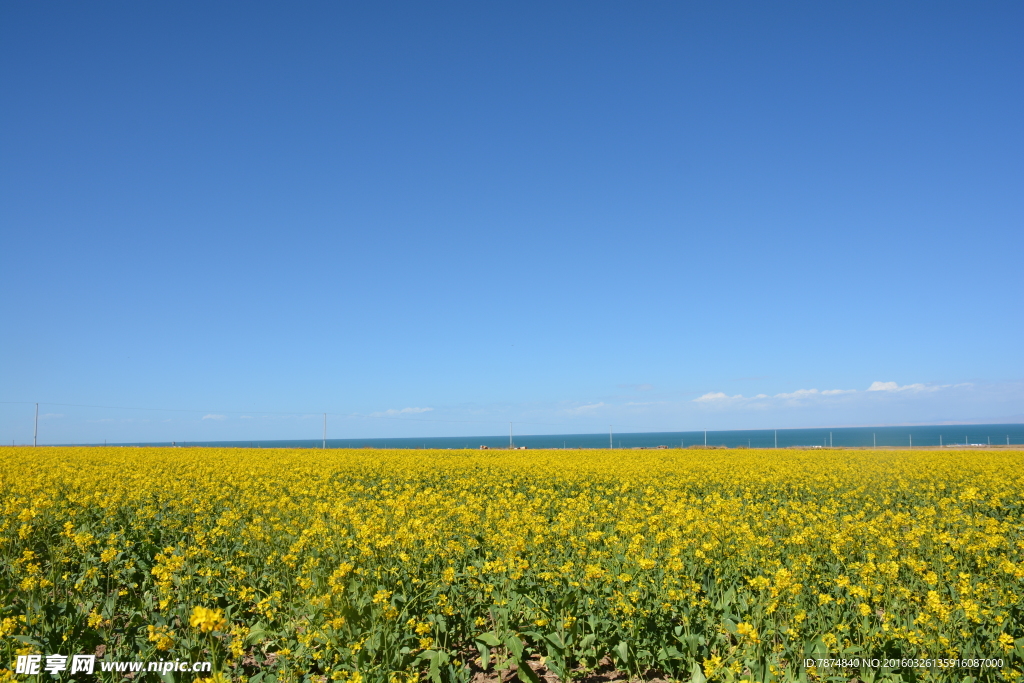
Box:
left=12, top=420, right=1024, bottom=448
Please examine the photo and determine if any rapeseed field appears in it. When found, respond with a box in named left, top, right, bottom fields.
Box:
left=1, top=447, right=1022, bottom=682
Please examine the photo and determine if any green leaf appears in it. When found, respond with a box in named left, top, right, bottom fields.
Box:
left=475, top=632, right=502, bottom=647
left=505, top=635, right=524, bottom=659
left=245, top=623, right=271, bottom=646
left=614, top=641, right=630, bottom=666
left=9, top=635, right=42, bottom=646
left=477, top=642, right=491, bottom=671
left=418, top=650, right=450, bottom=683
left=515, top=660, right=541, bottom=683
left=544, top=631, right=566, bottom=652
left=688, top=661, right=707, bottom=683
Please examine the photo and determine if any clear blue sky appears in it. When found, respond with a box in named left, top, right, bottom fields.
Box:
left=2, top=2, right=1022, bottom=444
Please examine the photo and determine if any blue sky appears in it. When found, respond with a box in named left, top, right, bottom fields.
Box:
left=2, top=2, right=1022, bottom=444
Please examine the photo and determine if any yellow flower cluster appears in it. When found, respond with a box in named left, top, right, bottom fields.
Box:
left=1, top=446, right=1022, bottom=682
left=189, top=606, right=227, bottom=633
left=147, top=624, right=175, bottom=650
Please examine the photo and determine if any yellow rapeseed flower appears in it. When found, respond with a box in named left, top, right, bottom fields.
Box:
left=189, top=606, right=226, bottom=633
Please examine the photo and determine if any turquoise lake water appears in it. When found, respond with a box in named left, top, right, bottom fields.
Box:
left=115, top=423, right=1024, bottom=450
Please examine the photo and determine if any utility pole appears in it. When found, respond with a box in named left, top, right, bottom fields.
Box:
left=873, top=433, right=876, bottom=448
left=609, top=426, right=613, bottom=449
left=774, top=430, right=777, bottom=449
left=704, top=429, right=707, bottom=447
left=33, top=403, right=38, bottom=447
left=909, top=434, right=912, bottom=448
left=323, top=413, right=327, bottom=449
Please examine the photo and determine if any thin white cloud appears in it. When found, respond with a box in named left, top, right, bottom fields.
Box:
left=695, top=387, right=855, bottom=404
left=867, top=381, right=941, bottom=393
left=202, top=414, right=227, bottom=421
left=370, top=407, right=433, bottom=417
left=690, top=380, right=971, bottom=416
left=774, top=388, right=822, bottom=400
left=564, top=402, right=607, bottom=415
left=694, top=392, right=739, bottom=403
